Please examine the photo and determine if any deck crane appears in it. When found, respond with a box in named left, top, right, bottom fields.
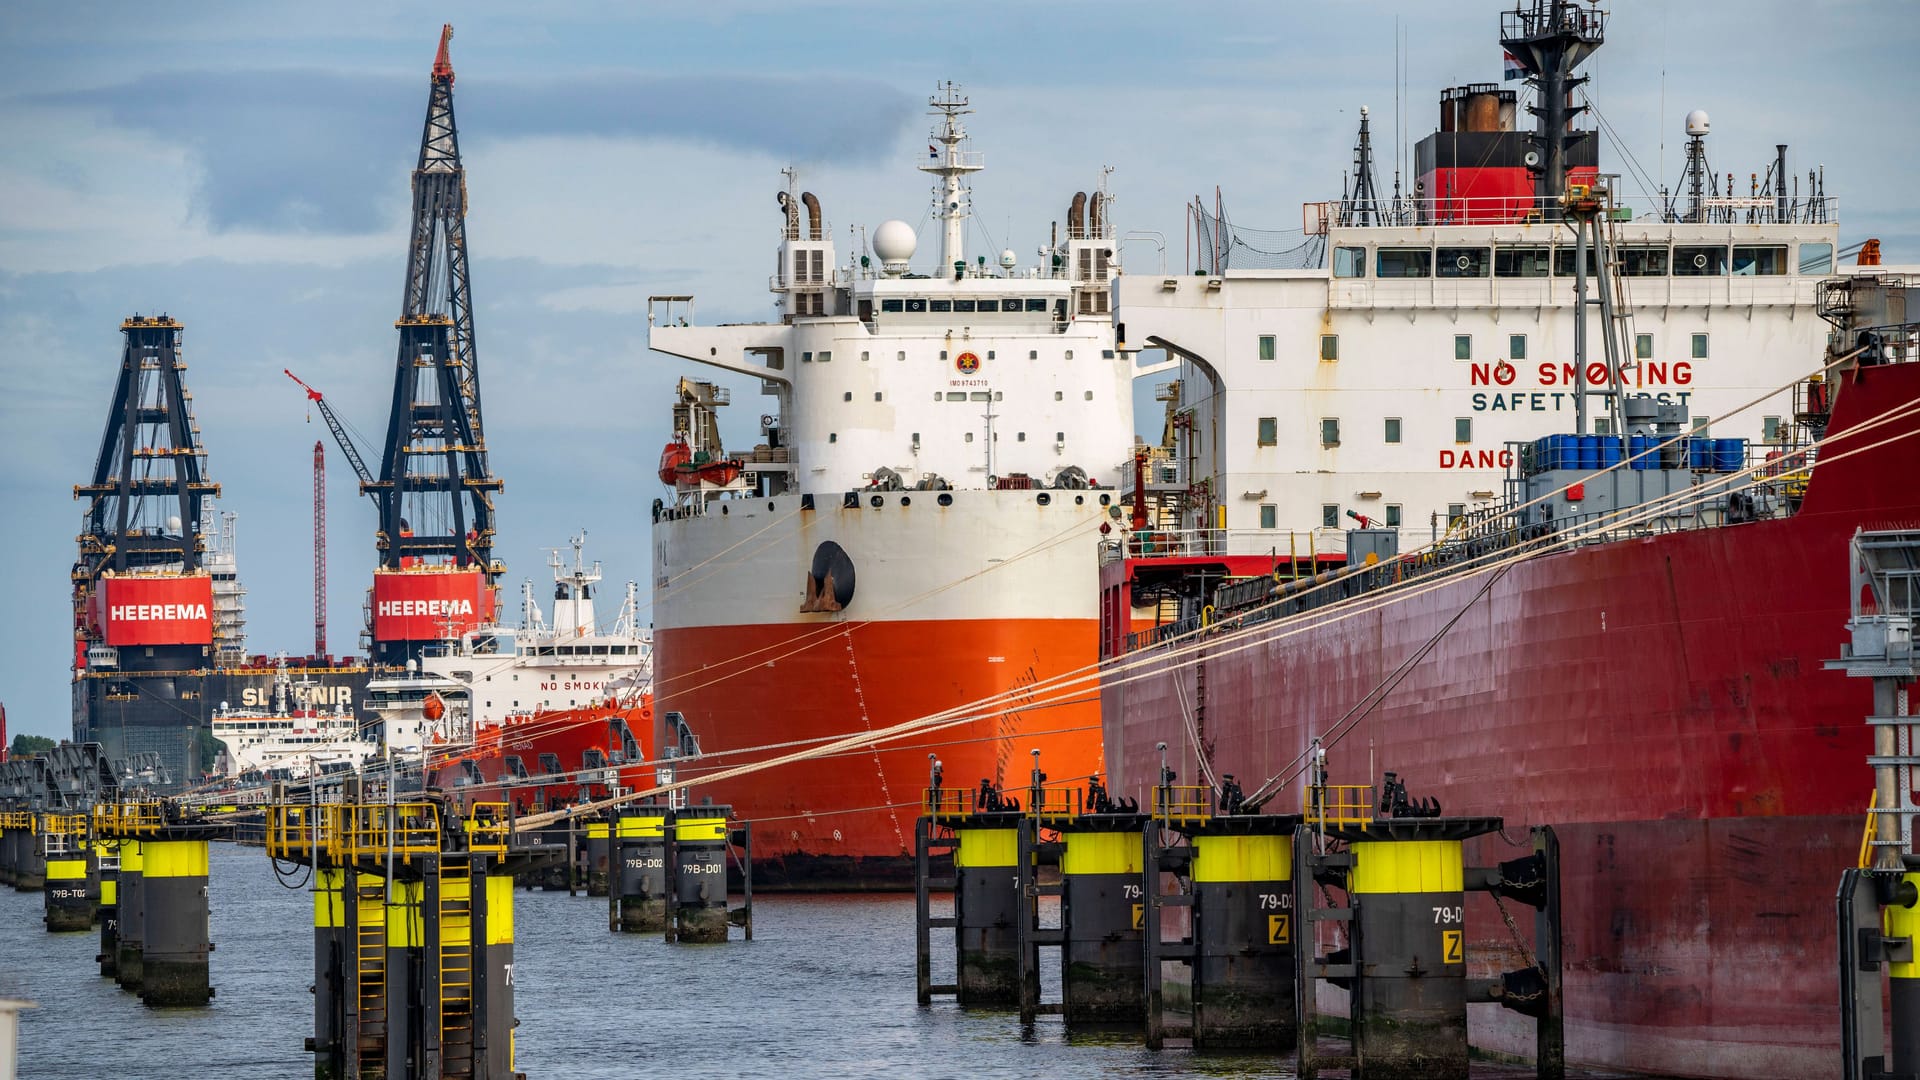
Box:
left=284, top=369, right=375, bottom=493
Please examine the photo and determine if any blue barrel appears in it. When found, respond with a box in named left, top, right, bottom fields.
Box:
left=1715, top=438, right=1745, bottom=472
left=1578, top=434, right=1600, bottom=471
left=1629, top=433, right=1654, bottom=470
left=1688, top=437, right=1713, bottom=471
left=1547, top=434, right=1574, bottom=471
left=1598, top=435, right=1623, bottom=469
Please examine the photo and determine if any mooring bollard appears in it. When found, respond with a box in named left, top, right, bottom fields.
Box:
left=610, top=806, right=669, bottom=933
left=670, top=806, right=731, bottom=943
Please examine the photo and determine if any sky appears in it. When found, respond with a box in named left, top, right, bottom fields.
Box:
left=2, top=0, right=1915, bottom=740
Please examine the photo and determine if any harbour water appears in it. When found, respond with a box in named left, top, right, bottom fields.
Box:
left=0, top=843, right=1620, bottom=1078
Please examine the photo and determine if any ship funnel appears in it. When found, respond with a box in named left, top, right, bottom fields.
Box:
left=1088, top=192, right=1103, bottom=237
left=801, top=191, right=823, bottom=241
left=1068, top=192, right=1087, bottom=239
left=777, top=191, right=799, bottom=240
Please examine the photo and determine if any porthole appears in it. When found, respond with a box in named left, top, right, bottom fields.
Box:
left=900, top=496, right=911, bottom=507
left=1037, top=492, right=1052, bottom=506
left=937, top=493, right=954, bottom=507
left=1099, top=493, right=1111, bottom=506
left=768, top=501, right=776, bottom=511
left=869, top=494, right=884, bottom=508
left=1074, top=495, right=1084, bottom=505
left=721, top=505, right=729, bottom=515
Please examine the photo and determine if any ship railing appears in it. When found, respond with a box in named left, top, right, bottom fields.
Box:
left=1303, top=784, right=1375, bottom=828
left=1153, top=785, right=1214, bottom=825
left=1325, top=191, right=1837, bottom=230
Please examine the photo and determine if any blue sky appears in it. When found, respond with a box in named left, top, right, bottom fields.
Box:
left=3, top=1, right=1914, bottom=739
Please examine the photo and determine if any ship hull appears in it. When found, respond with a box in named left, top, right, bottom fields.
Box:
left=1100, top=361, right=1920, bottom=1078
left=427, top=703, right=653, bottom=814
left=651, top=488, right=1113, bottom=888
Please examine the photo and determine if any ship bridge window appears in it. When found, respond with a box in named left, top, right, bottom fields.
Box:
left=904, top=298, right=927, bottom=312
left=1674, top=246, right=1728, bottom=276
left=970, top=392, right=991, bottom=401
left=976, top=299, right=1000, bottom=312
left=1798, top=242, right=1834, bottom=275
left=930, top=299, right=952, bottom=312
left=1025, top=298, right=1049, bottom=312
left=1377, top=248, right=1431, bottom=278
left=1494, top=247, right=1550, bottom=278
left=1553, top=248, right=1598, bottom=277
left=1619, top=246, right=1670, bottom=276
left=954, top=299, right=977, bottom=312
left=1731, top=245, right=1788, bottom=276
left=1437, top=248, right=1490, bottom=278
left=1333, top=246, right=1367, bottom=278
left=946, top=392, right=968, bottom=402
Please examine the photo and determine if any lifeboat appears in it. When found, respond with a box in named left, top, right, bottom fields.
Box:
left=657, top=438, right=691, bottom=486
left=658, top=437, right=741, bottom=488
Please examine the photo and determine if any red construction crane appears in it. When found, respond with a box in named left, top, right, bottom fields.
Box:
left=313, top=440, right=326, bottom=658
left=284, top=369, right=375, bottom=489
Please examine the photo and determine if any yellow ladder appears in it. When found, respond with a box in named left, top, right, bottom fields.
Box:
left=355, top=883, right=387, bottom=1074
left=438, top=857, right=476, bottom=1075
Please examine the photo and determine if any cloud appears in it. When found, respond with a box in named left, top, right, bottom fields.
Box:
left=31, top=70, right=916, bottom=235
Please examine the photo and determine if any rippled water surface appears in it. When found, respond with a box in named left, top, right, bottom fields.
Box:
left=1, top=843, right=1617, bottom=1078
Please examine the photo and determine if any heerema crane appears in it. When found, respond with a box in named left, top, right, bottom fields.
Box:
left=294, top=24, right=503, bottom=666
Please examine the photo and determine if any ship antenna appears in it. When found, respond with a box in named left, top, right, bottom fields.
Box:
left=1342, top=105, right=1381, bottom=226
left=1500, top=0, right=1607, bottom=221
left=921, top=81, right=983, bottom=273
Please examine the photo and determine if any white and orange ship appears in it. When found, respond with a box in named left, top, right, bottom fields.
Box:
left=645, top=86, right=1132, bottom=887
left=358, top=535, right=656, bottom=813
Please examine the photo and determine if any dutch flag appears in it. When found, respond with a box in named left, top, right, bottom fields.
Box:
left=929, top=143, right=938, bottom=159
left=1503, top=50, right=1524, bottom=81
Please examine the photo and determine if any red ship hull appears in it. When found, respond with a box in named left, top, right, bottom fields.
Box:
left=427, top=700, right=654, bottom=815
left=1101, top=361, right=1920, bottom=1078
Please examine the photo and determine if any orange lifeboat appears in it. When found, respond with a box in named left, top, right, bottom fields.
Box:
left=658, top=438, right=692, bottom=486
left=658, top=437, right=741, bottom=488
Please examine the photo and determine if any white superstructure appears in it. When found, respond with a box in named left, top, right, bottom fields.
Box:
left=649, top=84, right=1132, bottom=506
left=209, top=654, right=373, bottom=778
left=1117, top=174, right=1846, bottom=557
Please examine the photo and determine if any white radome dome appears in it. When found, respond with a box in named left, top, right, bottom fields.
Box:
left=1685, top=109, right=1710, bottom=136
left=999, top=249, right=1017, bottom=270
left=873, top=220, right=917, bottom=265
